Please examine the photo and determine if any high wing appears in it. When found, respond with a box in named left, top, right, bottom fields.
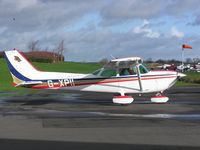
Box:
left=104, top=57, right=142, bottom=68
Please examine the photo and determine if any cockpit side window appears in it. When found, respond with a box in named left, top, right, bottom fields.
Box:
left=119, top=68, right=136, bottom=76
left=100, top=69, right=117, bottom=77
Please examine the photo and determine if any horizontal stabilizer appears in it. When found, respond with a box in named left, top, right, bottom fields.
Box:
left=15, top=81, right=43, bottom=87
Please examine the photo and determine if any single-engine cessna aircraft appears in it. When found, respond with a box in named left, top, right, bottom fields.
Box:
left=4, top=49, right=185, bottom=104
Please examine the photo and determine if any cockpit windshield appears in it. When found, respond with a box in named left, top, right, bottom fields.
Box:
left=139, top=64, right=149, bottom=74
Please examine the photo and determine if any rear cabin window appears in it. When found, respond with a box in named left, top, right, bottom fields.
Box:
left=100, top=69, right=117, bottom=77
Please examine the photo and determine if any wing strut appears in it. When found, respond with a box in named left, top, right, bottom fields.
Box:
left=136, top=61, right=143, bottom=92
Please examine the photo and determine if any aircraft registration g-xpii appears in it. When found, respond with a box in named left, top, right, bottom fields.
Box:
left=4, top=49, right=185, bottom=105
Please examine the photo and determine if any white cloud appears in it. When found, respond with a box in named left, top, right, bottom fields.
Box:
left=0, top=27, right=7, bottom=34
left=171, top=26, right=184, bottom=38
left=17, top=0, right=39, bottom=10
left=1, top=0, right=39, bottom=11
left=133, top=19, right=160, bottom=38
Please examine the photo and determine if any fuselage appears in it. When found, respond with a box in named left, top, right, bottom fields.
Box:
left=4, top=50, right=181, bottom=95
left=28, top=70, right=178, bottom=95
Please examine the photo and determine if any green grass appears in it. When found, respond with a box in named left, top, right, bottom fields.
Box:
left=32, top=61, right=102, bottom=74
left=0, top=58, right=199, bottom=91
left=185, top=71, right=200, bottom=78
left=180, top=71, right=200, bottom=84
left=175, top=81, right=199, bottom=87
left=0, top=59, right=16, bottom=91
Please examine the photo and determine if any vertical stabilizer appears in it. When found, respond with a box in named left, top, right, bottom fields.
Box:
left=4, top=50, right=40, bottom=85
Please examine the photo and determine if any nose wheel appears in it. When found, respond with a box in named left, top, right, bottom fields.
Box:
left=151, top=93, right=169, bottom=103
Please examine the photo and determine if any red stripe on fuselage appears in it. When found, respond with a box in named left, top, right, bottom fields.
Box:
left=32, top=85, right=49, bottom=89
left=31, top=75, right=176, bottom=89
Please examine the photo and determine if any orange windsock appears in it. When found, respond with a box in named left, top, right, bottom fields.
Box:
left=182, top=44, right=192, bottom=49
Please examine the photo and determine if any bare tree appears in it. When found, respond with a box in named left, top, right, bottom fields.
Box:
left=28, top=40, right=39, bottom=52
left=53, top=48, right=58, bottom=63
left=55, top=40, right=65, bottom=62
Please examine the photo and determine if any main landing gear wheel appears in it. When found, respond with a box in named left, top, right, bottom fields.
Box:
left=112, top=95, right=134, bottom=105
left=150, top=93, right=169, bottom=103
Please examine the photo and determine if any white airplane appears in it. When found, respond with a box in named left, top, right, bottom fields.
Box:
left=196, top=63, right=200, bottom=72
left=4, top=49, right=186, bottom=105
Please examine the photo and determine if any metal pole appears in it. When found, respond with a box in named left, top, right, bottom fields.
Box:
left=181, top=47, right=184, bottom=72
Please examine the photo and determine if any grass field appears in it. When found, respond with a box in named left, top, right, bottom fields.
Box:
left=181, top=71, right=200, bottom=84
left=0, top=58, right=199, bottom=91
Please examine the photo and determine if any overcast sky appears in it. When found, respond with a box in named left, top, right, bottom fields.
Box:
left=0, top=0, right=200, bottom=61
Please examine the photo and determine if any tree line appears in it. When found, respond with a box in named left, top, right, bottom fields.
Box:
left=0, top=40, right=66, bottom=63
left=99, top=57, right=200, bottom=65
left=26, top=40, right=66, bottom=63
